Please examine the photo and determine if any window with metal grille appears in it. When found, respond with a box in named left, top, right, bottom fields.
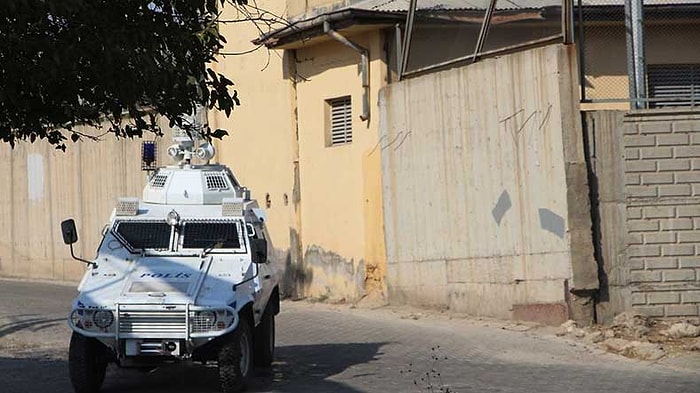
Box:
left=114, top=221, right=172, bottom=251
left=326, top=96, right=352, bottom=146
left=204, top=173, right=229, bottom=190
left=181, top=221, right=241, bottom=249
left=648, top=64, right=700, bottom=108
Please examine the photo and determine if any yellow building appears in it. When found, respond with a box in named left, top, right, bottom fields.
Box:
left=212, top=0, right=392, bottom=302
left=213, top=0, right=564, bottom=303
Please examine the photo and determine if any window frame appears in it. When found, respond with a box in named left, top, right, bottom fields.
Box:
left=325, top=95, right=353, bottom=147
left=647, top=63, right=700, bottom=108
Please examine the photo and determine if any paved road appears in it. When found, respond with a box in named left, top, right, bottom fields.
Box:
left=0, top=279, right=699, bottom=393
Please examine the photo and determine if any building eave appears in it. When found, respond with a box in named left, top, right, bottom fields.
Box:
left=253, top=9, right=406, bottom=49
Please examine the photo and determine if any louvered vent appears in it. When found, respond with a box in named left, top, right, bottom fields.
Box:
left=205, top=173, right=229, bottom=190
left=648, top=64, right=700, bottom=108
left=119, top=309, right=187, bottom=337
left=150, top=174, right=168, bottom=188
left=328, top=96, right=352, bottom=146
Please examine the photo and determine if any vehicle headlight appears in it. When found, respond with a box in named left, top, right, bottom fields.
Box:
left=70, top=309, right=115, bottom=332
left=189, top=309, right=236, bottom=333
left=195, top=310, right=217, bottom=329
left=93, top=310, right=115, bottom=328
left=70, top=309, right=85, bottom=328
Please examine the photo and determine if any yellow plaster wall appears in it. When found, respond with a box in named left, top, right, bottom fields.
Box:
left=212, top=2, right=387, bottom=301
left=294, top=30, right=387, bottom=300
left=212, top=1, right=297, bottom=257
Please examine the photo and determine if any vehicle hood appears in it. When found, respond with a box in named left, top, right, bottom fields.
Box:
left=76, top=256, right=208, bottom=307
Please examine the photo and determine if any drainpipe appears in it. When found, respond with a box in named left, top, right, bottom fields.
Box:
left=323, top=21, right=370, bottom=121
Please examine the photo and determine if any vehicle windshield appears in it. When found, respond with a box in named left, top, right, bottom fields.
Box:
left=114, top=221, right=172, bottom=251
left=181, top=221, right=241, bottom=249
left=111, top=219, right=242, bottom=253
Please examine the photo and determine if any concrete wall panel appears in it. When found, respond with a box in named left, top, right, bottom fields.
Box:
left=387, top=259, right=448, bottom=307
left=0, top=134, right=155, bottom=282
left=380, top=44, right=595, bottom=324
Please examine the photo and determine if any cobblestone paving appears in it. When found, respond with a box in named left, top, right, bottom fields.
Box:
left=1, top=279, right=698, bottom=393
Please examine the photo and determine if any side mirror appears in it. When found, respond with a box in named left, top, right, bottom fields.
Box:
left=61, top=219, right=78, bottom=245
left=60, top=218, right=95, bottom=267
left=250, top=238, right=268, bottom=264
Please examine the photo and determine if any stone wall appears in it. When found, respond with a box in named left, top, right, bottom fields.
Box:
left=624, top=110, right=700, bottom=317
left=587, top=109, right=700, bottom=322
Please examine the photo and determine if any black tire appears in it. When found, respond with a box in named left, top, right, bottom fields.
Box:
left=253, top=309, right=275, bottom=368
left=218, top=319, right=253, bottom=393
left=68, top=332, right=108, bottom=393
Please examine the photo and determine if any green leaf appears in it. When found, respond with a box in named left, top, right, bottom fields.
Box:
left=0, top=0, right=241, bottom=149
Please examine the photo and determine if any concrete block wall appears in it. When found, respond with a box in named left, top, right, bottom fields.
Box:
left=624, top=111, right=700, bottom=317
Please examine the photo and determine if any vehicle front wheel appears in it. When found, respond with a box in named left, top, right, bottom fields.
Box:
left=218, top=319, right=253, bottom=393
left=68, top=332, right=109, bottom=393
left=254, top=309, right=275, bottom=368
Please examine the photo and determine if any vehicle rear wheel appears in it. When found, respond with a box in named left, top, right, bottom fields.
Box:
left=253, top=309, right=275, bottom=368
left=68, top=332, right=109, bottom=393
left=218, top=319, right=253, bottom=393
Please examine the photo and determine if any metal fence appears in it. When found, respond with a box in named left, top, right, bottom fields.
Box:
left=578, top=0, right=700, bottom=108
left=397, top=0, right=568, bottom=78
left=394, top=1, right=700, bottom=109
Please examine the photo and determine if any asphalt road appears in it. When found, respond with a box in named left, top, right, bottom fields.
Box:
left=0, top=279, right=699, bottom=393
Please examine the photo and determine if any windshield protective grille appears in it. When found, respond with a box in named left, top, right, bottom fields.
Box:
left=114, top=221, right=171, bottom=251
left=182, top=221, right=241, bottom=249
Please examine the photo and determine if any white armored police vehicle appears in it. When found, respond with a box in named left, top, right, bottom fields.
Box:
left=60, top=134, right=279, bottom=393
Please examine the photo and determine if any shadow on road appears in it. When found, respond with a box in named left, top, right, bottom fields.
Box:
left=0, top=342, right=387, bottom=393
left=0, top=356, right=71, bottom=393
left=250, top=342, right=387, bottom=392
left=3, top=340, right=700, bottom=393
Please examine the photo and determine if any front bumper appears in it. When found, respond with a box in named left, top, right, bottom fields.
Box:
left=68, top=303, right=239, bottom=343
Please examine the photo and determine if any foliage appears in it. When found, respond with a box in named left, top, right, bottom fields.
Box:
left=0, top=0, right=241, bottom=149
